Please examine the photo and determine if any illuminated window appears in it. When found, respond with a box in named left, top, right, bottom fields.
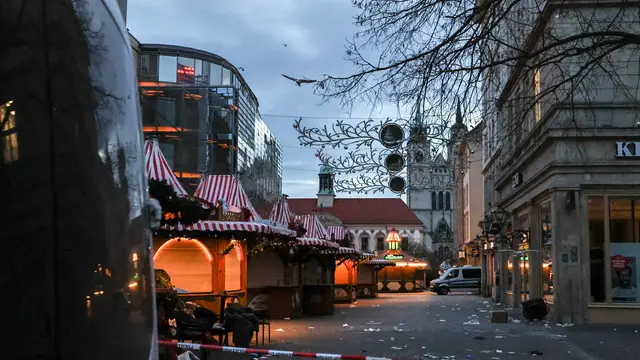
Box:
left=533, top=68, right=541, bottom=122
left=1, top=101, right=19, bottom=164
left=388, top=240, right=399, bottom=250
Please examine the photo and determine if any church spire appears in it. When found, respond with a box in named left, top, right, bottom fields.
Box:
left=317, top=164, right=335, bottom=208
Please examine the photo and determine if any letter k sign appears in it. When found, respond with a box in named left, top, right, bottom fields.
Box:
left=615, top=142, right=640, bottom=157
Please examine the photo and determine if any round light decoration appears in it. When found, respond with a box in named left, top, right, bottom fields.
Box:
left=379, top=123, right=404, bottom=148
left=385, top=153, right=405, bottom=173
left=388, top=176, right=406, bottom=193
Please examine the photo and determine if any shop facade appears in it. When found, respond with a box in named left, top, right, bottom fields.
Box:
left=491, top=110, right=640, bottom=324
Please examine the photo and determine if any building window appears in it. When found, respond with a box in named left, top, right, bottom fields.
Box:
left=431, top=192, right=437, bottom=210
left=401, top=236, right=409, bottom=251
left=588, top=196, right=640, bottom=305
left=533, top=68, right=541, bottom=123
left=438, top=192, right=444, bottom=210
left=361, top=237, right=369, bottom=252
left=1, top=101, right=19, bottom=164
left=376, top=236, right=384, bottom=251
left=445, top=192, right=451, bottom=210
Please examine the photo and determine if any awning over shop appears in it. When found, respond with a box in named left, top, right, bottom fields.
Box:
left=364, top=259, right=396, bottom=266
left=144, top=139, right=187, bottom=196
left=195, top=175, right=261, bottom=221
left=295, top=213, right=329, bottom=240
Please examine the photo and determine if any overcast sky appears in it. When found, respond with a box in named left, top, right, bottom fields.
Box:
left=127, top=0, right=405, bottom=199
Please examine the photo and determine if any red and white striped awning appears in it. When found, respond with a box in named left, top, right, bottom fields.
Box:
left=326, top=226, right=347, bottom=241
left=195, top=175, right=260, bottom=221
left=164, top=220, right=295, bottom=235
left=297, top=237, right=340, bottom=248
left=144, top=139, right=187, bottom=196
left=337, top=247, right=357, bottom=254
left=295, top=213, right=329, bottom=240
left=269, top=195, right=293, bottom=227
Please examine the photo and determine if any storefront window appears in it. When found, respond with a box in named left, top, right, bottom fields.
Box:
left=540, top=202, right=553, bottom=299
left=222, top=67, right=232, bottom=85
left=609, top=198, right=640, bottom=303
left=589, top=197, right=605, bottom=303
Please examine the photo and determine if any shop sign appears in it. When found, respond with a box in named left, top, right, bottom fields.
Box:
left=384, top=254, right=404, bottom=261
left=615, top=142, right=640, bottom=158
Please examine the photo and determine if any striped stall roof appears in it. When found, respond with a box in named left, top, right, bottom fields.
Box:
left=326, top=226, right=346, bottom=241
left=295, top=213, right=329, bottom=240
left=364, top=259, right=396, bottom=266
left=195, top=175, right=260, bottom=221
left=144, top=139, right=187, bottom=196
left=297, top=237, right=340, bottom=248
left=269, top=196, right=293, bottom=227
left=164, top=220, right=295, bottom=235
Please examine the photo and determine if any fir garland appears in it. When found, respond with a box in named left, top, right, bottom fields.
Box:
left=148, top=179, right=211, bottom=227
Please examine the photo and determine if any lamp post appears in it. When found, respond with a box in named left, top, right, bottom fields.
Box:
left=489, top=206, right=508, bottom=303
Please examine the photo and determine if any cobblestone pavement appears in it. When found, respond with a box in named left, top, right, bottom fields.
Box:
left=173, top=292, right=636, bottom=360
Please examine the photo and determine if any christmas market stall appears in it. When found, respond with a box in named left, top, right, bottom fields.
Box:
left=146, top=141, right=292, bottom=322
left=333, top=232, right=375, bottom=303
left=245, top=195, right=305, bottom=320
left=377, top=228, right=430, bottom=293
left=295, top=213, right=341, bottom=316
left=357, top=259, right=396, bottom=298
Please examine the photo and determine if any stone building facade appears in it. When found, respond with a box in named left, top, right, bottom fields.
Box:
left=482, top=2, right=640, bottom=324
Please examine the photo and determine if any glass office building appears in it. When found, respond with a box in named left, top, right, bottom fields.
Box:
left=137, top=44, right=282, bottom=211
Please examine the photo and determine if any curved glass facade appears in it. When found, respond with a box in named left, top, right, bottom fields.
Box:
left=137, top=45, right=282, bottom=211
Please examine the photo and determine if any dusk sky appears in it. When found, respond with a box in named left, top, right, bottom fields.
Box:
left=127, top=0, right=406, bottom=199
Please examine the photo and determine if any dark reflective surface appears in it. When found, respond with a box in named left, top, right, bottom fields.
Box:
left=0, top=0, right=157, bottom=359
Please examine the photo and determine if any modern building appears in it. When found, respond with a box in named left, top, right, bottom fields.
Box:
left=406, top=123, right=454, bottom=258
left=136, top=44, right=282, bottom=212
left=481, top=2, right=640, bottom=324
left=452, top=121, right=484, bottom=266
left=288, top=166, right=426, bottom=255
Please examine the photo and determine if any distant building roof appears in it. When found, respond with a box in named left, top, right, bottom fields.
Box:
left=288, top=198, right=424, bottom=226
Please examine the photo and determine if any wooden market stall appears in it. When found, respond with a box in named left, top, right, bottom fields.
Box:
left=377, top=228, right=430, bottom=293
left=357, top=259, right=396, bottom=298
left=295, top=213, right=341, bottom=316
left=145, top=141, right=292, bottom=314
left=246, top=195, right=304, bottom=320
left=334, top=247, right=375, bottom=303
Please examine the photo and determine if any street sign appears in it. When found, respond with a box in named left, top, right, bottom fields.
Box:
left=388, top=176, right=406, bottom=193
left=385, top=153, right=405, bottom=172
left=379, top=123, right=404, bottom=148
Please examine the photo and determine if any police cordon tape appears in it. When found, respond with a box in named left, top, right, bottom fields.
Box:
left=158, top=340, right=401, bottom=360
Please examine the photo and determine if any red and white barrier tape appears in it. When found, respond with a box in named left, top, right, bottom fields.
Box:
left=158, top=340, right=400, bottom=360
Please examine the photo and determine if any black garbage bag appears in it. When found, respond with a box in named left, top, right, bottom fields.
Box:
left=522, top=298, right=549, bottom=321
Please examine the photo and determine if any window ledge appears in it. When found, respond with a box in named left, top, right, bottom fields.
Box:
left=588, top=303, right=640, bottom=309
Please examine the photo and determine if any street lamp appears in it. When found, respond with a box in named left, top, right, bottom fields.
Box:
left=491, top=206, right=508, bottom=224
left=481, top=215, right=493, bottom=234
left=542, top=215, right=552, bottom=232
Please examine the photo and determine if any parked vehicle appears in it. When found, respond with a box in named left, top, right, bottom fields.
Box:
left=429, top=266, right=482, bottom=295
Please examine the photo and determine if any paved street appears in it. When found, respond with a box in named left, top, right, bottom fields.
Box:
left=170, top=292, right=638, bottom=360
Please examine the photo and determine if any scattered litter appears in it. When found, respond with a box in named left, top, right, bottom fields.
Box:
left=379, top=339, right=384, bottom=342
left=480, top=350, right=491, bottom=353
left=556, top=323, right=574, bottom=327
left=439, top=319, right=446, bottom=322
left=551, top=334, right=567, bottom=339
left=393, top=327, right=404, bottom=332
left=398, top=322, right=407, bottom=325
left=466, top=355, right=475, bottom=359
left=390, top=337, right=395, bottom=341
left=530, top=350, right=543, bottom=356
left=308, top=326, right=315, bottom=329
left=495, top=349, right=503, bottom=353
left=495, top=335, right=505, bottom=339
left=508, top=352, right=515, bottom=355
left=372, top=304, right=381, bottom=307
left=600, top=341, right=605, bottom=345
left=479, top=309, right=488, bottom=313
left=463, top=320, right=480, bottom=325
left=274, top=328, right=284, bottom=332
left=424, top=354, right=440, bottom=359
left=349, top=305, right=356, bottom=308
left=363, top=328, right=380, bottom=332
left=410, top=337, right=415, bottom=340
left=491, top=358, right=500, bottom=360
left=366, top=321, right=383, bottom=325
left=510, top=319, right=521, bottom=323
left=342, top=323, right=350, bottom=327
left=284, top=317, right=290, bottom=320
left=390, top=347, right=403, bottom=350
left=473, top=335, right=486, bottom=340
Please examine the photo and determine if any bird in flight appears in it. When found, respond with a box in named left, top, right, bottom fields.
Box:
left=283, top=43, right=288, bottom=47
left=281, top=74, right=317, bottom=87
left=238, top=67, right=245, bottom=71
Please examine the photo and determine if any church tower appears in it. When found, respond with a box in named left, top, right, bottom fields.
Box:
left=317, top=164, right=335, bottom=208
